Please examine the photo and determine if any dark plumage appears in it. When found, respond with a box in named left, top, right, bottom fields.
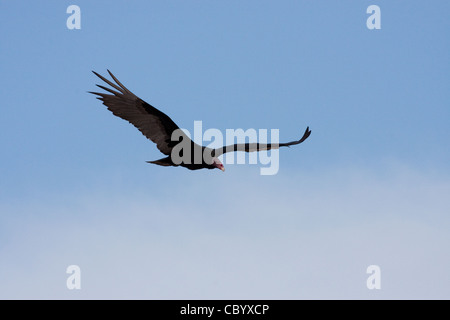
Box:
left=89, top=70, right=311, bottom=171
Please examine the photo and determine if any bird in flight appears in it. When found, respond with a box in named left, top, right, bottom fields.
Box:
left=90, top=70, right=311, bottom=172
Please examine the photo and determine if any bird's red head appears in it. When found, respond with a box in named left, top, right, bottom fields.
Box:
left=213, top=157, right=225, bottom=172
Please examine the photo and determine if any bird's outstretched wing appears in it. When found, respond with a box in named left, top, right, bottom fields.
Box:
left=89, top=70, right=188, bottom=155
left=213, top=127, right=311, bottom=157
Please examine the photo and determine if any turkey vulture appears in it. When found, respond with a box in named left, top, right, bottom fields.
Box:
left=89, top=70, right=311, bottom=171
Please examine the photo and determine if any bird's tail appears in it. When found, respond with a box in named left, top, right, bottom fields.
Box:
left=146, top=157, right=173, bottom=167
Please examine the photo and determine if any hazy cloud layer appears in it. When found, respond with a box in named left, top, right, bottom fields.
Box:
left=1, top=165, right=449, bottom=299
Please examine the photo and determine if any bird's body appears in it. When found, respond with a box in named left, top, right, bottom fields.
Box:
left=90, top=70, right=311, bottom=172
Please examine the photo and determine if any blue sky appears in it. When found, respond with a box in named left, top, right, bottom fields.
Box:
left=0, top=1, right=449, bottom=299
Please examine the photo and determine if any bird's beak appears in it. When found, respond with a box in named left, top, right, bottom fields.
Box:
left=220, top=166, right=225, bottom=172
